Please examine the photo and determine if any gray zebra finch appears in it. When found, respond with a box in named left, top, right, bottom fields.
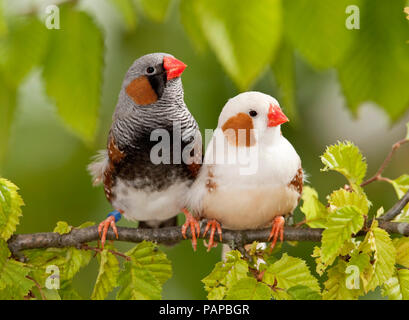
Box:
left=88, top=53, right=201, bottom=250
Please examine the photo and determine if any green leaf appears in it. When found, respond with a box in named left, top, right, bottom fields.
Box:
left=382, top=269, right=409, bottom=300
left=42, top=6, right=103, bottom=143
left=390, top=174, right=409, bottom=199
left=28, top=287, right=61, bottom=300
left=300, top=186, right=328, bottom=228
left=272, top=40, right=297, bottom=123
left=347, top=251, right=371, bottom=274
left=359, top=220, right=396, bottom=292
left=312, top=246, right=330, bottom=276
left=53, top=221, right=72, bottom=235
left=226, top=278, right=271, bottom=300
left=116, top=241, right=172, bottom=300
left=63, top=248, right=92, bottom=280
left=42, top=289, right=61, bottom=300
left=109, top=0, right=137, bottom=30
left=337, top=0, right=409, bottom=121
left=0, top=178, right=24, bottom=240
left=323, top=260, right=362, bottom=300
left=125, top=241, right=172, bottom=285
left=202, top=250, right=249, bottom=300
left=287, top=285, right=321, bottom=300
left=320, top=206, right=364, bottom=265
left=77, top=221, right=95, bottom=229
left=59, top=281, right=82, bottom=300
left=393, top=237, right=409, bottom=268
left=328, top=188, right=370, bottom=215
left=91, top=246, right=119, bottom=300
left=116, top=261, right=161, bottom=300
left=321, top=141, right=367, bottom=186
left=194, top=0, right=282, bottom=90
left=383, top=175, right=407, bottom=225
left=283, top=0, right=361, bottom=70
left=140, top=0, right=172, bottom=22
left=0, top=18, right=41, bottom=161
left=263, top=253, right=320, bottom=300
left=24, top=247, right=92, bottom=281
left=179, top=0, right=208, bottom=51
left=0, top=16, right=48, bottom=86
left=0, top=240, right=33, bottom=299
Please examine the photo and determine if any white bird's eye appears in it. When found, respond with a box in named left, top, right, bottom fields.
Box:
left=146, top=66, right=155, bottom=74
left=249, top=110, right=258, bottom=117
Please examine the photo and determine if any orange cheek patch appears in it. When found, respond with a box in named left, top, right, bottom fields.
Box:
left=125, top=76, right=158, bottom=105
left=222, top=113, right=255, bottom=147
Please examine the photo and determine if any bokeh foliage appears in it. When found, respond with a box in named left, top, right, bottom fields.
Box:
left=0, top=0, right=409, bottom=299
left=1, top=0, right=408, bottom=153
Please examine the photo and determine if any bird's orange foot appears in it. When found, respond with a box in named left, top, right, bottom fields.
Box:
left=203, top=219, right=222, bottom=252
left=181, top=208, right=200, bottom=251
left=98, top=210, right=121, bottom=249
left=268, top=216, right=285, bottom=252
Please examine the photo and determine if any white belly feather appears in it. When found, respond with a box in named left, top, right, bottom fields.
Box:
left=202, top=185, right=299, bottom=229
left=111, top=179, right=190, bottom=222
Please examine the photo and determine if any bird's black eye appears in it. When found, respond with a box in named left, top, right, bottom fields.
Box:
left=249, top=110, right=258, bottom=117
left=146, top=66, right=155, bottom=74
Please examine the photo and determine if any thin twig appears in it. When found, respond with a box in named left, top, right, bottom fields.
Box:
left=294, top=219, right=306, bottom=228
left=361, top=139, right=409, bottom=187
left=80, top=243, right=131, bottom=261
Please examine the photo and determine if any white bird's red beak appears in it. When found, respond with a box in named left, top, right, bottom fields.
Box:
left=163, top=56, right=187, bottom=80
left=267, top=103, right=289, bottom=127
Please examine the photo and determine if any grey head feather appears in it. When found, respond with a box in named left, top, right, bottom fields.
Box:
left=110, top=52, right=198, bottom=150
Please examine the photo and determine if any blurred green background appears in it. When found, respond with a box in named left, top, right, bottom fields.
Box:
left=1, top=0, right=409, bottom=299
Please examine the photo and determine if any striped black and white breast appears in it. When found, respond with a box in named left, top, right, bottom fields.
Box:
left=111, top=105, right=200, bottom=190
left=107, top=106, right=201, bottom=222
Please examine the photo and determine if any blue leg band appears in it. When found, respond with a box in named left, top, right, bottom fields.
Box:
left=107, top=210, right=122, bottom=223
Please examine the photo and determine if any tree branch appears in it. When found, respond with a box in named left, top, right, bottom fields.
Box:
left=378, top=189, right=409, bottom=221
left=7, top=220, right=409, bottom=257
left=7, top=136, right=409, bottom=257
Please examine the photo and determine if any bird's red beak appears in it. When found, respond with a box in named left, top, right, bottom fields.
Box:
left=267, top=103, right=289, bottom=127
left=163, top=56, right=187, bottom=80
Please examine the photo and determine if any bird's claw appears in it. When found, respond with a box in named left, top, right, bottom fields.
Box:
left=203, top=219, right=222, bottom=252
left=98, top=215, right=118, bottom=249
left=181, top=209, right=200, bottom=251
left=268, top=216, right=285, bottom=252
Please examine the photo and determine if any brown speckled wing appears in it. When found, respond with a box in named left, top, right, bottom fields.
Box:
left=103, top=134, right=125, bottom=202
left=288, top=167, right=303, bottom=202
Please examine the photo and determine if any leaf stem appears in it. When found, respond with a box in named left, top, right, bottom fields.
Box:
left=80, top=243, right=131, bottom=261
left=26, top=275, right=46, bottom=300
